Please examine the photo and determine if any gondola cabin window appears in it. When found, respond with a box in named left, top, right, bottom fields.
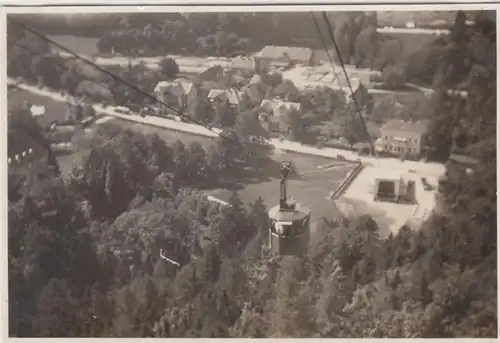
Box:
left=274, top=221, right=293, bottom=236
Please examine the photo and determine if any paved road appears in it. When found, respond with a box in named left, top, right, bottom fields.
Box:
left=58, top=51, right=232, bottom=74
left=9, top=79, right=446, bottom=180
left=377, top=27, right=450, bottom=35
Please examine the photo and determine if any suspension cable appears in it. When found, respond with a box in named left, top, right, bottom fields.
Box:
left=310, top=13, right=363, bottom=144
left=7, top=17, right=227, bottom=140
left=319, top=12, right=375, bottom=156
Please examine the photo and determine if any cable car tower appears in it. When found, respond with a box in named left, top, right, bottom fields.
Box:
left=268, top=162, right=311, bottom=256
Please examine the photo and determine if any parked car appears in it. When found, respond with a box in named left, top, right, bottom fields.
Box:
left=115, top=106, right=131, bottom=115
left=126, top=103, right=142, bottom=113
left=140, top=106, right=155, bottom=118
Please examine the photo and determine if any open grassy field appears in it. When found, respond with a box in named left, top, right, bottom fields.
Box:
left=49, top=35, right=100, bottom=56
left=8, top=89, right=69, bottom=127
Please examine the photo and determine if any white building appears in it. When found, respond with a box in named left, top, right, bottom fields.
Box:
left=280, top=65, right=365, bottom=102
left=375, top=119, right=428, bottom=159
left=231, top=55, right=255, bottom=71
left=30, top=105, right=45, bottom=117
left=154, top=79, right=197, bottom=116
left=207, top=88, right=246, bottom=112
left=259, top=99, right=301, bottom=134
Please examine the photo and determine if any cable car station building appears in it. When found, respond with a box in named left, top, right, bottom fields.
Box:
left=373, top=170, right=415, bottom=204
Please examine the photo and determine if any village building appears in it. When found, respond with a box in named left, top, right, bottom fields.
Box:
left=30, top=105, right=45, bottom=117
left=47, top=124, right=80, bottom=153
left=258, top=98, right=302, bottom=134
left=154, top=79, right=198, bottom=116
left=281, top=65, right=367, bottom=105
left=254, top=46, right=315, bottom=72
left=207, top=88, right=246, bottom=112
left=231, top=55, right=255, bottom=72
left=199, top=64, right=224, bottom=83
left=242, top=74, right=266, bottom=106
left=8, top=131, right=47, bottom=166
left=446, top=89, right=468, bottom=98
left=375, top=119, right=428, bottom=159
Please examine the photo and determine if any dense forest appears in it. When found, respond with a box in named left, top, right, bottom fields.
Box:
left=7, top=10, right=497, bottom=337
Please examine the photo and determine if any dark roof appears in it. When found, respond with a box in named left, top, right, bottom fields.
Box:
left=381, top=119, right=428, bottom=136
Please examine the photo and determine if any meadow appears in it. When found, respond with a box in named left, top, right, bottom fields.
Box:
left=48, top=34, right=100, bottom=56
left=8, top=89, right=70, bottom=127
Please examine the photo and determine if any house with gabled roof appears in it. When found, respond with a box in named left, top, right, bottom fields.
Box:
left=8, top=130, right=47, bottom=166
left=207, top=88, right=247, bottom=112
left=242, top=74, right=267, bottom=107
left=199, top=64, right=224, bottom=83
left=154, top=78, right=198, bottom=116
left=258, top=98, right=302, bottom=134
left=375, top=119, right=428, bottom=159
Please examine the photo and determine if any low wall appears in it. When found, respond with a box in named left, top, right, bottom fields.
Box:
left=330, top=162, right=364, bottom=200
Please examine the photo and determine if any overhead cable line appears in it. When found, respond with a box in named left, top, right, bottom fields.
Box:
left=7, top=17, right=227, bottom=140
left=310, top=13, right=361, bottom=138
left=310, top=13, right=347, bottom=97
left=318, top=12, right=375, bottom=156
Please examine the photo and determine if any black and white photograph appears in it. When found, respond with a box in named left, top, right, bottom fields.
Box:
left=4, top=5, right=497, bottom=338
